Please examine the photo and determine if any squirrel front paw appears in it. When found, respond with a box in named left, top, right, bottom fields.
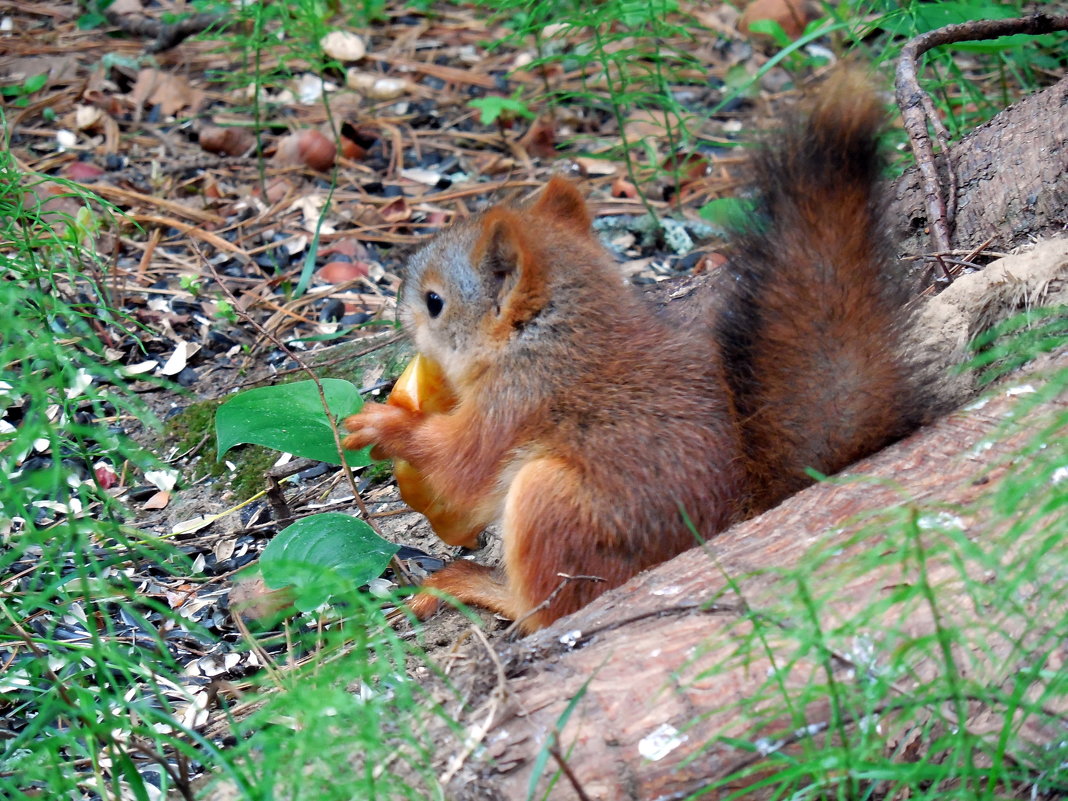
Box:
left=342, top=402, right=416, bottom=455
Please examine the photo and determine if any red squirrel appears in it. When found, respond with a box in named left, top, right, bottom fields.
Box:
left=343, top=71, right=924, bottom=633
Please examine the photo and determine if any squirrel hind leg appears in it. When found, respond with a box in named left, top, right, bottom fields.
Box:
left=406, top=560, right=527, bottom=625
left=502, top=458, right=635, bottom=633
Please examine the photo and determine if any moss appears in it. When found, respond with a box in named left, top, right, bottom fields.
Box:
left=226, top=445, right=284, bottom=501
left=166, top=397, right=223, bottom=460
left=164, top=397, right=278, bottom=501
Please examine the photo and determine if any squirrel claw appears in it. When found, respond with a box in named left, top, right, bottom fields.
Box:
left=343, top=402, right=415, bottom=453
left=405, top=591, right=441, bottom=621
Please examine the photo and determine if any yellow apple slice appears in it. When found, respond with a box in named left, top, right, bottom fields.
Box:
left=385, top=354, right=482, bottom=548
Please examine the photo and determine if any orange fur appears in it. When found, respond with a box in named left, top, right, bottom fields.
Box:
left=344, top=72, right=926, bottom=633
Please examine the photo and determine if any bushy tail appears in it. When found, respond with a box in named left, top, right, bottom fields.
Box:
left=717, top=70, right=924, bottom=514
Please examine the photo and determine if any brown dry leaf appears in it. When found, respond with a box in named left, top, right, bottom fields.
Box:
left=199, top=125, right=256, bottom=157
left=379, top=196, right=411, bottom=224
left=739, top=0, right=820, bottom=39
left=320, top=238, right=370, bottom=261
left=130, top=68, right=207, bottom=117
left=1, top=55, right=78, bottom=85
left=65, top=162, right=105, bottom=181
left=230, top=572, right=296, bottom=625
left=261, top=176, right=295, bottom=204
left=142, top=491, right=170, bottom=510
left=519, top=116, right=558, bottom=159
left=319, top=261, right=369, bottom=284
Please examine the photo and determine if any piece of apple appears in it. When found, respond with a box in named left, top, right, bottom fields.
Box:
left=385, top=354, right=483, bottom=549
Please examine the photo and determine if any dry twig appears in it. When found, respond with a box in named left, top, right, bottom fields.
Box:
left=894, top=13, right=1068, bottom=256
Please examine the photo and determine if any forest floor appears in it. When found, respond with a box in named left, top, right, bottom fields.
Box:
left=3, top=1, right=1066, bottom=797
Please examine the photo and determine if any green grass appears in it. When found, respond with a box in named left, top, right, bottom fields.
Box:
left=0, top=119, right=443, bottom=800
left=0, top=125, right=195, bottom=798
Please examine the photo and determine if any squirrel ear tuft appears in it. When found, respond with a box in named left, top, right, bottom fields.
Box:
left=476, top=208, right=548, bottom=326
left=532, top=176, right=590, bottom=232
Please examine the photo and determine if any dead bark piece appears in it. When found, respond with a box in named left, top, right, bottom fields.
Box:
left=101, top=3, right=226, bottom=53
left=911, top=237, right=1068, bottom=409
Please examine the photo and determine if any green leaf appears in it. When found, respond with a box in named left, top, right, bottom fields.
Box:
left=260, top=513, right=399, bottom=611
left=22, top=74, right=48, bottom=94
left=469, top=93, right=536, bottom=126
left=215, top=378, right=369, bottom=466
left=76, top=11, right=107, bottom=29
left=698, top=196, right=755, bottom=230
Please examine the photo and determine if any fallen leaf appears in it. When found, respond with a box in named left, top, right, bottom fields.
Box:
left=144, top=469, right=179, bottom=492
left=142, top=491, right=170, bottom=510
left=319, top=260, right=369, bottom=284
left=65, top=161, right=105, bottom=181
left=199, top=125, right=255, bottom=157
left=230, top=571, right=297, bottom=625
left=160, top=340, right=199, bottom=376
left=379, top=196, right=410, bottom=223
left=320, top=239, right=368, bottom=261
left=519, top=116, right=558, bottom=158
left=130, top=69, right=206, bottom=117
left=740, top=0, right=820, bottom=39
left=289, top=194, right=336, bottom=233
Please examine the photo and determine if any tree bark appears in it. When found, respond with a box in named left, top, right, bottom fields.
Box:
left=890, top=74, right=1068, bottom=257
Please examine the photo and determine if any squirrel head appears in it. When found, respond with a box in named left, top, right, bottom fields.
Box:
left=400, top=177, right=599, bottom=386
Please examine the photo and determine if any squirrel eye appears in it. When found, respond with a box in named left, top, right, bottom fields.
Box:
left=425, top=291, right=444, bottom=318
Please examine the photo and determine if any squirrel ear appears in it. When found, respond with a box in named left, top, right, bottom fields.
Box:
left=531, top=176, right=590, bottom=232
left=476, top=208, right=549, bottom=326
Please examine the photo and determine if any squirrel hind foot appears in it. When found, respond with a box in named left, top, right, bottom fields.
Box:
left=406, top=560, right=536, bottom=629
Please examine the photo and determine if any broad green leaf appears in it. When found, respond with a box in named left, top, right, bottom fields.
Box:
left=215, top=378, right=369, bottom=466
left=260, top=513, right=399, bottom=611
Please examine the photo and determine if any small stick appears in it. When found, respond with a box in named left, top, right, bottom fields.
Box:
left=895, top=14, right=1068, bottom=255
left=505, top=573, right=606, bottom=638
